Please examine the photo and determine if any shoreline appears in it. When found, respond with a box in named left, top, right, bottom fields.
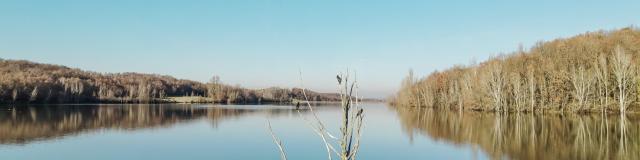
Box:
left=0, top=98, right=384, bottom=106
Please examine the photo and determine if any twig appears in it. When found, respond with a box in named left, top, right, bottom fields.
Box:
left=299, top=70, right=337, bottom=160
left=267, top=120, right=288, bottom=160
left=266, top=70, right=365, bottom=160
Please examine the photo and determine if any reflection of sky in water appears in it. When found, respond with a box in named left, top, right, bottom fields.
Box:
left=0, top=103, right=484, bottom=160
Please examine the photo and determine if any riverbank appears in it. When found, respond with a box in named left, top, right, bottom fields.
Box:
left=0, top=96, right=385, bottom=106
left=0, top=59, right=352, bottom=104
left=393, top=27, right=640, bottom=114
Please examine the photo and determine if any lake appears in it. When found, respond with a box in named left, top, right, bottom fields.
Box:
left=0, top=103, right=638, bottom=160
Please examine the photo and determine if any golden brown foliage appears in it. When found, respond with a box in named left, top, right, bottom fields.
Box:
left=0, top=60, right=341, bottom=104
left=395, top=27, right=640, bottom=113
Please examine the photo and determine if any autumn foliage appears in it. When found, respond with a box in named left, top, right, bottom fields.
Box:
left=394, top=27, right=640, bottom=113
left=0, top=60, right=341, bottom=104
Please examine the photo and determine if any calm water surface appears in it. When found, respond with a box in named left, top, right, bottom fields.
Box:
left=0, top=103, right=637, bottom=160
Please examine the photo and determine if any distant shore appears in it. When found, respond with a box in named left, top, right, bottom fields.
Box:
left=1, top=96, right=383, bottom=105
left=0, top=59, right=377, bottom=105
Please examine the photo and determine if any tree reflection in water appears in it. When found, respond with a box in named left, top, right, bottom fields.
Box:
left=0, top=104, right=306, bottom=144
left=394, top=106, right=640, bottom=160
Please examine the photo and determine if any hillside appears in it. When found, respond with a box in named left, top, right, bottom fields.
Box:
left=0, top=59, right=341, bottom=104
left=394, top=27, right=640, bottom=113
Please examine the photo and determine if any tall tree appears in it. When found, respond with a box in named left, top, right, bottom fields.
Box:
left=486, top=62, right=505, bottom=112
left=570, top=66, right=594, bottom=111
left=611, top=46, right=635, bottom=114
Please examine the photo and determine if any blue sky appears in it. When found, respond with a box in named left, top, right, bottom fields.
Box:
left=0, top=0, right=638, bottom=98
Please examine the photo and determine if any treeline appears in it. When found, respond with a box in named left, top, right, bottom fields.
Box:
left=394, top=27, right=640, bottom=113
left=0, top=59, right=341, bottom=104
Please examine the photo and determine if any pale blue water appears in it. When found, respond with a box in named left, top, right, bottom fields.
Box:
left=0, top=103, right=485, bottom=160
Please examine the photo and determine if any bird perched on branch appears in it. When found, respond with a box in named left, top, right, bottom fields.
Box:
left=336, top=75, right=342, bottom=84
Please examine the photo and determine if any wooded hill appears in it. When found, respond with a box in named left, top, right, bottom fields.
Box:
left=394, top=27, right=640, bottom=113
left=0, top=59, right=341, bottom=104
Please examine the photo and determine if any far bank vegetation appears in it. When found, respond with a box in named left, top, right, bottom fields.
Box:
left=394, top=27, right=640, bottom=113
left=0, top=60, right=341, bottom=104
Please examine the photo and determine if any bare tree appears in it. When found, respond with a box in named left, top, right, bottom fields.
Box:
left=138, top=82, right=150, bottom=102
left=486, top=62, right=505, bottom=112
left=29, top=86, right=38, bottom=102
left=570, top=66, right=594, bottom=111
left=450, top=81, right=460, bottom=110
left=12, top=89, right=18, bottom=102
left=414, top=83, right=422, bottom=107
left=526, top=69, right=536, bottom=112
left=510, top=73, right=526, bottom=112
left=459, top=71, right=473, bottom=112
left=611, top=46, right=635, bottom=114
left=593, top=55, right=609, bottom=113
left=397, top=70, right=416, bottom=106
left=419, top=85, right=434, bottom=108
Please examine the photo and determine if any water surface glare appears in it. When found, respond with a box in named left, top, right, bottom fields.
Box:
left=1, top=103, right=637, bottom=159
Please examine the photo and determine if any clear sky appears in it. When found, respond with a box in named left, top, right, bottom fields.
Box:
left=0, top=0, right=638, bottom=98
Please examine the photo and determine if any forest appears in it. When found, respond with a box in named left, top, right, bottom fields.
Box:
left=0, top=59, right=341, bottom=104
left=394, top=27, right=640, bottom=113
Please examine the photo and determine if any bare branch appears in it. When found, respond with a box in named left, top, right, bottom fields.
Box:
left=267, top=120, right=288, bottom=160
